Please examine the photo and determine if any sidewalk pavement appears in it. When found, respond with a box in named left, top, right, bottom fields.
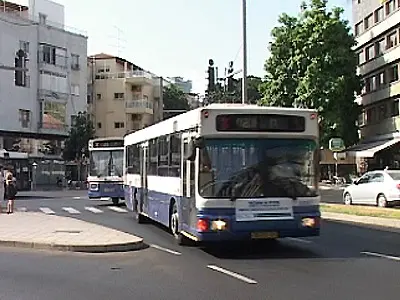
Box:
left=0, top=212, right=146, bottom=253
left=321, top=212, right=400, bottom=233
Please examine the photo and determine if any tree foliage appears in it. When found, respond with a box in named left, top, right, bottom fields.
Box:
left=259, top=0, right=362, bottom=147
left=207, top=76, right=263, bottom=104
left=63, top=112, right=95, bottom=161
left=163, top=84, right=190, bottom=110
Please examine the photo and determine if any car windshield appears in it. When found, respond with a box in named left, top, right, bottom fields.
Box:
left=387, top=171, right=400, bottom=180
left=198, top=138, right=318, bottom=199
left=89, top=150, right=123, bottom=177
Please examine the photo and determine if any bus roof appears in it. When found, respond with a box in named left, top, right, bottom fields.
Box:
left=124, top=103, right=318, bottom=146
left=89, top=137, right=124, bottom=142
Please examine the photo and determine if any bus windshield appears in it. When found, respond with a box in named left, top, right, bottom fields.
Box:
left=198, top=138, right=318, bottom=199
left=89, top=150, right=123, bottom=177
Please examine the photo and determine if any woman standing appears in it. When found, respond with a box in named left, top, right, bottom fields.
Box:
left=0, top=166, right=4, bottom=213
left=5, top=172, right=17, bottom=214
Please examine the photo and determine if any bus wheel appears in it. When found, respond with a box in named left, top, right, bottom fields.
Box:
left=170, top=202, right=189, bottom=246
left=112, top=198, right=119, bottom=205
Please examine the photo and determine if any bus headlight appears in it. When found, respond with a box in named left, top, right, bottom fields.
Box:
left=90, top=183, right=99, bottom=191
left=211, top=220, right=227, bottom=231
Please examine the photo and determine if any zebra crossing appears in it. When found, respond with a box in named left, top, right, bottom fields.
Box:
left=16, top=205, right=129, bottom=215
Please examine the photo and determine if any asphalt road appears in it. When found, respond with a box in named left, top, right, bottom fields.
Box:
left=0, top=190, right=398, bottom=300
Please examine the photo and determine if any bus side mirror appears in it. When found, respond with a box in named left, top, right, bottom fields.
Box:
left=185, top=140, right=196, bottom=161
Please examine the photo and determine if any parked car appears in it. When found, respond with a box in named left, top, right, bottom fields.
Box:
left=342, top=170, right=400, bottom=207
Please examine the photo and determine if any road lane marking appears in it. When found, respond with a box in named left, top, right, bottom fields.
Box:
left=73, top=197, right=81, bottom=199
left=285, top=237, right=313, bottom=244
left=39, top=207, right=55, bottom=214
left=85, top=206, right=103, bottom=214
left=207, top=265, right=257, bottom=284
left=108, top=206, right=128, bottom=213
left=62, top=207, right=81, bottom=214
left=17, top=207, right=27, bottom=212
left=150, top=244, right=182, bottom=256
left=361, top=251, right=400, bottom=262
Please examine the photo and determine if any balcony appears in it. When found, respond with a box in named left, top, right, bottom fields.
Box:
left=354, top=8, right=400, bottom=49
left=125, top=99, right=153, bottom=114
left=38, top=89, right=69, bottom=101
left=360, top=116, right=400, bottom=139
left=37, top=122, right=69, bottom=136
left=94, top=71, right=155, bottom=85
left=356, top=81, right=400, bottom=107
left=358, top=45, right=400, bottom=76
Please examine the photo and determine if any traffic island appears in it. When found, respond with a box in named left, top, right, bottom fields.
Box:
left=0, top=212, right=147, bottom=253
left=321, top=203, right=400, bottom=233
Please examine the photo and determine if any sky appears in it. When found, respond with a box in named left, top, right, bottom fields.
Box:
left=16, top=0, right=352, bottom=94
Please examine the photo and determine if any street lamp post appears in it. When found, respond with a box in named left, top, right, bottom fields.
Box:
left=241, top=0, right=248, bottom=104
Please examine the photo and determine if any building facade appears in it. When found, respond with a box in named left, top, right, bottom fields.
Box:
left=0, top=0, right=87, bottom=186
left=168, top=76, right=192, bottom=93
left=88, top=54, right=163, bottom=138
left=350, top=0, right=400, bottom=170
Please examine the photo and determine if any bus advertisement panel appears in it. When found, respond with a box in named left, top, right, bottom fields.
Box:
left=124, top=104, right=320, bottom=245
left=88, top=137, right=124, bottom=205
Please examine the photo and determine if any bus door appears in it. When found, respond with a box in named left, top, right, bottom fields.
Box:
left=139, top=143, right=149, bottom=214
left=181, top=133, right=196, bottom=227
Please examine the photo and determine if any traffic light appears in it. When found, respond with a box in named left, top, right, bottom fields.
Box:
left=227, top=61, right=234, bottom=92
left=207, top=59, right=215, bottom=93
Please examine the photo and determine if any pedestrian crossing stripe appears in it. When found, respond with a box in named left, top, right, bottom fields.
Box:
left=84, top=206, right=103, bottom=214
left=16, top=206, right=129, bottom=215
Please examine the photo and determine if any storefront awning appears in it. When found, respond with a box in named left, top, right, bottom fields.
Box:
left=346, top=138, right=400, bottom=158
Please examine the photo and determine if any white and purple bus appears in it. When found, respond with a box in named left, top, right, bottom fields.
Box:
left=88, top=137, right=124, bottom=205
left=124, top=104, right=320, bottom=245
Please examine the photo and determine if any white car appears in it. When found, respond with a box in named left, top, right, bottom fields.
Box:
left=342, top=170, right=400, bottom=207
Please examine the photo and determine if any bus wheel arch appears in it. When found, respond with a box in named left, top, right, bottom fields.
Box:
left=169, top=198, right=191, bottom=246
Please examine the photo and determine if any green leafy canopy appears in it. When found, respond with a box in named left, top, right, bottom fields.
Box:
left=63, top=112, right=95, bottom=161
left=259, top=0, right=362, bottom=147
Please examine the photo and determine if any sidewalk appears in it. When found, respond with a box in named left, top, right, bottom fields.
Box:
left=0, top=212, right=145, bottom=252
left=322, top=212, right=400, bottom=233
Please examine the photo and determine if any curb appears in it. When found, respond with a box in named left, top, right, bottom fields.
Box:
left=0, top=239, right=148, bottom=253
left=321, top=212, right=400, bottom=233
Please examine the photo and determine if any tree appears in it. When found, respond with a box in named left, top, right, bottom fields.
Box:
left=63, top=112, right=95, bottom=161
left=208, top=75, right=263, bottom=104
left=259, top=0, right=362, bottom=147
left=163, top=84, right=190, bottom=110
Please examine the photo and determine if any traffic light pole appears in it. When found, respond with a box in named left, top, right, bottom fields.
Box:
left=241, top=0, right=248, bottom=104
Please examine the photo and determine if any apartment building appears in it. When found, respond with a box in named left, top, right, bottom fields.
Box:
left=87, top=54, right=163, bottom=138
left=0, top=0, right=87, bottom=157
left=349, top=0, right=400, bottom=170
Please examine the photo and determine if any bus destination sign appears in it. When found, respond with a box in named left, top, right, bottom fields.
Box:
left=215, top=114, right=306, bottom=132
left=93, top=140, right=124, bottom=148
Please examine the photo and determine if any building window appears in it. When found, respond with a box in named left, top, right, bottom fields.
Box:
left=114, top=93, right=124, bottom=99
left=388, top=65, right=399, bottom=83
left=364, top=13, right=373, bottom=30
left=40, top=44, right=67, bottom=68
left=42, top=102, right=66, bottom=129
left=378, top=103, right=387, bottom=120
left=357, top=51, right=365, bottom=65
left=87, top=95, right=92, bottom=104
left=19, top=109, right=30, bottom=128
left=392, top=100, right=399, bottom=116
left=355, top=21, right=363, bottom=36
left=376, top=39, right=385, bottom=56
left=71, top=54, right=80, bottom=70
left=15, top=49, right=28, bottom=87
left=386, top=32, right=398, bottom=49
left=71, top=84, right=80, bottom=95
left=365, top=77, right=375, bottom=93
left=96, top=94, right=102, bottom=100
left=366, top=44, right=375, bottom=61
left=97, top=122, right=102, bottom=129
left=114, top=122, right=124, bottom=129
left=377, top=71, right=385, bottom=87
left=386, top=0, right=395, bottom=15
left=375, top=6, right=384, bottom=23
left=40, top=72, right=68, bottom=94
left=19, top=41, right=29, bottom=53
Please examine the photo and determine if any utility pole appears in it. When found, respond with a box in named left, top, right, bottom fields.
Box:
left=241, top=0, right=248, bottom=104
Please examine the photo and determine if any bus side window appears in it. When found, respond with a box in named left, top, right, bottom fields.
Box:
left=183, top=141, right=188, bottom=197
left=189, top=158, right=195, bottom=198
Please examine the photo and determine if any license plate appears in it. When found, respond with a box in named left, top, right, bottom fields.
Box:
left=104, top=188, right=114, bottom=192
left=251, top=231, right=279, bottom=239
